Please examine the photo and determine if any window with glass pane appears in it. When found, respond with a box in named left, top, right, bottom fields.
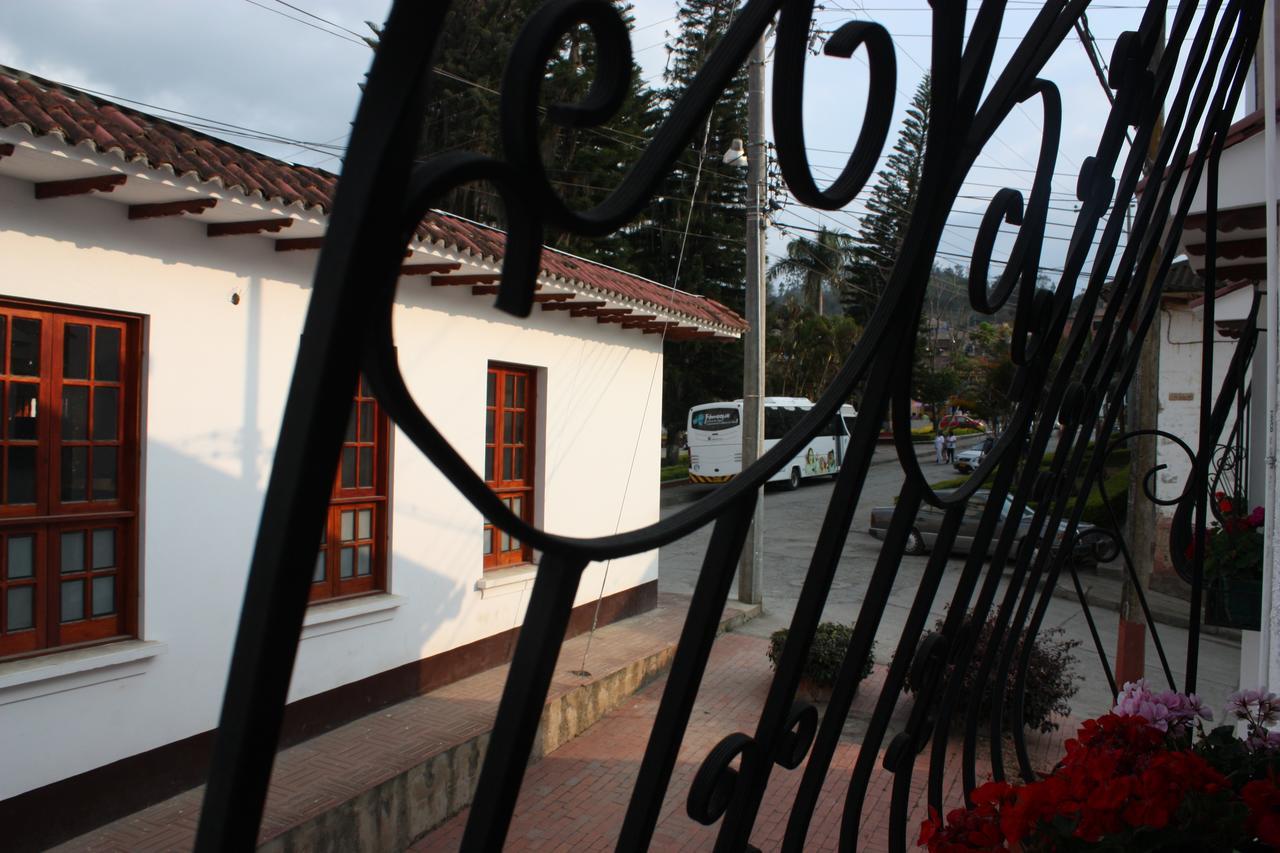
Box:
left=311, top=376, right=388, bottom=602
left=484, top=363, right=536, bottom=569
left=0, top=303, right=138, bottom=658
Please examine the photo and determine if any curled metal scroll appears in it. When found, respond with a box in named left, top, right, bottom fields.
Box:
left=193, top=0, right=1265, bottom=851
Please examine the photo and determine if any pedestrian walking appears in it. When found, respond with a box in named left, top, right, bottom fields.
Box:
left=934, top=431, right=945, bottom=464
left=945, top=430, right=957, bottom=463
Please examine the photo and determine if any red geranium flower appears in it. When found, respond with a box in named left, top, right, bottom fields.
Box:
left=1243, top=777, right=1280, bottom=848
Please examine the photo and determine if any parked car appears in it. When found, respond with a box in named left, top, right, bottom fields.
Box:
left=937, top=414, right=986, bottom=432
left=867, top=490, right=1107, bottom=563
left=953, top=447, right=984, bottom=473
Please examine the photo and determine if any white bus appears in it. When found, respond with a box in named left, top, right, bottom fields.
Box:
left=686, top=397, right=857, bottom=489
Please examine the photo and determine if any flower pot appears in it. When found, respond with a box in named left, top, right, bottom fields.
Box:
left=1204, top=577, right=1261, bottom=631
left=796, top=677, right=833, bottom=704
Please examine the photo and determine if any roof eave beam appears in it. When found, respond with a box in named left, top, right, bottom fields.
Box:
left=207, top=218, right=294, bottom=237
left=34, top=174, right=127, bottom=199
left=128, top=199, right=218, bottom=220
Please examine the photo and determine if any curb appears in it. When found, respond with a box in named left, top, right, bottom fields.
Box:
left=1049, top=577, right=1241, bottom=643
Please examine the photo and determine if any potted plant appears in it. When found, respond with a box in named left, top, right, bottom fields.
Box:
left=766, top=623, right=874, bottom=703
left=1197, top=500, right=1265, bottom=630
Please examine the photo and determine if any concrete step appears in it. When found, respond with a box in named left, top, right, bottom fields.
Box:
left=57, top=593, right=760, bottom=852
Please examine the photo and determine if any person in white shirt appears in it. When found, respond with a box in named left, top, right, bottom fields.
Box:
left=945, top=430, right=957, bottom=463
left=935, top=431, right=946, bottom=464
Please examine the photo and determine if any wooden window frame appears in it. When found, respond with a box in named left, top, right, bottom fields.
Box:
left=484, top=363, right=536, bottom=570
left=310, top=376, right=390, bottom=602
left=0, top=300, right=141, bottom=659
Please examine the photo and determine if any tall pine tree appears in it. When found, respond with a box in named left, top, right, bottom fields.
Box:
left=843, top=75, right=930, bottom=325
left=626, top=0, right=750, bottom=462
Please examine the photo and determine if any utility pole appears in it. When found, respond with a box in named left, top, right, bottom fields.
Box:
left=738, top=33, right=767, bottom=606
left=1116, top=23, right=1165, bottom=688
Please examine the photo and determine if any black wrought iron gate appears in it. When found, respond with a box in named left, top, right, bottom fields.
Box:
left=193, top=0, right=1265, bottom=850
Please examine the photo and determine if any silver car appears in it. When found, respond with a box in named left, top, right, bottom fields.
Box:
left=868, top=490, right=1108, bottom=562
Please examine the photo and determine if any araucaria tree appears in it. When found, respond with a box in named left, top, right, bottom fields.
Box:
left=844, top=75, right=931, bottom=325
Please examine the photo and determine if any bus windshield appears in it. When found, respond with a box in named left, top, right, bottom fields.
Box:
left=690, top=408, right=740, bottom=431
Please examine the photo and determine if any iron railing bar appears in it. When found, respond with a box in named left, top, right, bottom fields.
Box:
left=837, top=502, right=967, bottom=849
left=194, top=2, right=442, bottom=847
left=1097, top=474, right=1177, bottom=689
left=617, top=495, right=757, bottom=850
left=925, top=451, right=1026, bottom=814
left=1168, top=291, right=1262, bottom=582
left=716, top=364, right=896, bottom=852
left=1061, top=560, right=1117, bottom=695
left=459, top=553, right=588, bottom=851
left=185, top=0, right=1262, bottom=846
left=779, top=473, right=925, bottom=851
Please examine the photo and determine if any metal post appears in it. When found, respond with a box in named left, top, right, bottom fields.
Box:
left=1116, top=321, right=1158, bottom=687
left=1262, top=0, right=1278, bottom=690
left=1115, top=23, right=1166, bottom=688
left=739, top=33, right=767, bottom=606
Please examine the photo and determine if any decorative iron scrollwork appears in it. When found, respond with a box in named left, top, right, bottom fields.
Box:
left=194, top=1, right=1266, bottom=850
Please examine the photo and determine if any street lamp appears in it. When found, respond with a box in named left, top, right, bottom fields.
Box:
left=729, top=35, right=767, bottom=607
left=722, top=138, right=748, bottom=168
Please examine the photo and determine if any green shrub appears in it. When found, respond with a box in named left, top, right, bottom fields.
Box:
left=900, top=613, right=1080, bottom=734
left=766, top=623, right=874, bottom=688
left=660, top=462, right=689, bottom=482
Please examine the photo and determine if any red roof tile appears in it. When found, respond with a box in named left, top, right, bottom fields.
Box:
left=0, top=65, right=745, bottom=334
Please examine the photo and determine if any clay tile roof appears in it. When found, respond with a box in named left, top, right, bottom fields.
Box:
left=0, top=64, right=745, bottom=334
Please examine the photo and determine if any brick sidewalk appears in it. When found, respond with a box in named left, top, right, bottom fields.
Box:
left=54, top=594, right=756, bottom=852
left=416, top=632, right=1071, bottom=852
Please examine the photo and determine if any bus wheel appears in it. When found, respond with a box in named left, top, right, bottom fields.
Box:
left=905, top=528, right=926, bottom=555
left=787, top=467, right=801, bottom=490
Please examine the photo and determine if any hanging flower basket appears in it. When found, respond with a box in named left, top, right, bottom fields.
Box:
left=1194, top=502, right=1263, bottom=631
left=1204, top=576, right=1262, bottom=630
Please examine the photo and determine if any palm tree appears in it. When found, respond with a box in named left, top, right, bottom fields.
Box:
left=768, top=227, right=853, bottom=316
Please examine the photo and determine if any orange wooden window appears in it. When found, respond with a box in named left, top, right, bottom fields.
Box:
left=484, top=364, right=535, bottom=569
left=0, top=302, right=140, bottom=659
left=311, top=376, right=389, bottom=602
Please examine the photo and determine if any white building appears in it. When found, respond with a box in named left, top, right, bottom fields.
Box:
left=0, top=65, right=744, bottom=837
left=1162, top=29, right=1278, bottom=693
left=1148, top=262, right=1246, bottom=595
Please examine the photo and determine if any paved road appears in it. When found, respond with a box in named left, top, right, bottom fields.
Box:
left=657, top=438, right=1241, bottom=721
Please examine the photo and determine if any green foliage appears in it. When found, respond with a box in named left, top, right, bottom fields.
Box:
left=913, top=363, right=960, bottom=428
left=765, top=303, right=861, bottom=399
left=411, top=1, right=658, bottom=267
left=1202, top=518, right=1265, bottom=582
left=930, top=445, right=1131, bottom=529
left=901, top=614, right=1081, bottom=734
left=640, top=0, right=749, bottom=461
left=769, top=227, right=853, bottom=316
left=962, top=322, right=1017, bottom=433
left=844, top=75, right=930, bottom=324
left=766, top=623, right=874, bottom=688
left=660, top=462, right=689, bottom=482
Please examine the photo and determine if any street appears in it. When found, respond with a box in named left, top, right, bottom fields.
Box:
left=657, top=438, right=1242, bottom=720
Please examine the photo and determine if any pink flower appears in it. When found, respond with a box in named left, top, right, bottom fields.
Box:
left=1249, top=505, right=1265, bottom=528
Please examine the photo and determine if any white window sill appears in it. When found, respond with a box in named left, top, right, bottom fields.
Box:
left=301, top=593, right=404, bottom=640
left=475, top=563, right=537, bottom=599
left=0, top=639, right=166, bottom=707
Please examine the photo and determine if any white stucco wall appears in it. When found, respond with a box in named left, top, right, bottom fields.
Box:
left=0, top=173, right=662, bottom=797
left=1155, top=302, right=1244, bottom=509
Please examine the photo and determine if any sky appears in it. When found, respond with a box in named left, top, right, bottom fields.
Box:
left=0, top=1, right=1239, bottom=292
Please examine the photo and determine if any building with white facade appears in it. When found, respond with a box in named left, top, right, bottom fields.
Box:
left=0, top=65, right=744, bottom=841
